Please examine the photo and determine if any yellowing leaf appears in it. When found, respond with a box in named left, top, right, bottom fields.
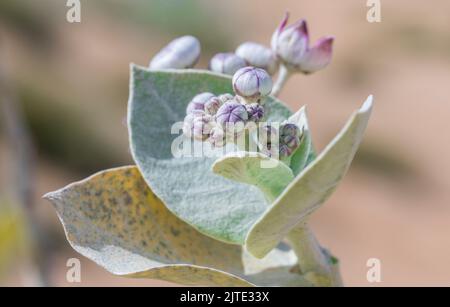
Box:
left=45, top=166, right=305, bottom=286
left=44, top=166, right=252, bottom=286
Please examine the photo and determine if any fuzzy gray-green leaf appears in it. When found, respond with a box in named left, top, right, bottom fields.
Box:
left=287, top=106, right=313, bottom=175
left=128, top=65, right=291, bottom=244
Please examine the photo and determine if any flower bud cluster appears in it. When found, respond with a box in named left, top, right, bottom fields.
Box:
left=259, top=123, right=303, bottom=158
left=182, top=67, right=271, bottom=147
left=149, top=12, right=334, bottom=99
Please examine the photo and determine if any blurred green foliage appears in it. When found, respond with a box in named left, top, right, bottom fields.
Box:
left=18, top=83, right=128, bottom=176
left=0, top=0, right=55, bottom=48
left=96, top=0, right=234, bottom=51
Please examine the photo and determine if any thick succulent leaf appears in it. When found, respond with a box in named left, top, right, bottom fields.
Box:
left=212, top=152, right=294, bottom=202
left=44, top=166, right=253, bottom=286
left=246, top=96, right=374, bottom=258
left=45, top=166, right=305, bottom=286
left=128, top=65, right=291, bottom=244
left=288, top=106, right=314, bottom=175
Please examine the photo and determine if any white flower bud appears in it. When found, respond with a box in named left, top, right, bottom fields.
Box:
left=209, top=53, right=247, bottom=75
left=186, top=92, right=215, bottom=114
left=150, top=36, right=201, bottom=70
left=183, top=111, right=213, bottom=141
left=236, top=42, right=278, bottom=75
left=208, top=126, right=226, bottom=148
left=218, top=93, right=234, bottom=104
left=192, top=115, right=214, bottom=141
left=204, top=97, right=222, bottom=116
left=232, top=67, right=272, bottom=100
left=182, top=111, right=203, bottom=138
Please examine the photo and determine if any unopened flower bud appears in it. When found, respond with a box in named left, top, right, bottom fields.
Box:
left=218, top=93, right=234, bottom=104
left=235, top=42, right=279, bottom=75
left=186, top=92, right=215, bottom=114
left=182, top=111, right=204, bottom=138
left=245, top=103, right=265, bottom=122
left=150, top=35, right=201, bottom=70
left=232, top=67, right=272, bottom=100
left=204, top=97, right=222, bottom=116
left=281, top=123, right=301, bottom=138
left=215, top=100, right=248, bottom=134
left=271, top=14, right=308, bottom=68
left=279, top=134, right=300, bottom=157
left=279, top=144, right=295, bottom=158
left=278, top=123, right=302, bottom=157
left=192, top=115, right=214, bottom=141
left=282, top=135, right=300, bottom=149
left=209, top=53, right=247, bottom=75
left=208, top=126, right=226, bottom=148
left=271, top=13, right=333, bottom=74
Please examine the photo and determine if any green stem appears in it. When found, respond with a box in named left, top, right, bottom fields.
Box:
left=272, top=64, right=291, bottom=97
left=287, top=223, right=342, bottom=287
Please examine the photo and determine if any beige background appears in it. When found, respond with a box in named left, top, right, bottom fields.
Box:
left=1, top=0, right=449, bottom=286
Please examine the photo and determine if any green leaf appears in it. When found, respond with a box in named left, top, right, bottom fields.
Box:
left=128, top=65, right=291, bottom=244
left=45, top=166, right=307, bottom=286
left=246, top=96, right=374, bottom=258
left=212, top=152, right=294, bottom=202
left=287, top=106, right=313, bottom=175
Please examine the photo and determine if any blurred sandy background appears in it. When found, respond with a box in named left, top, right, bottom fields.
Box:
left=0, top=0, right=449, bottom=286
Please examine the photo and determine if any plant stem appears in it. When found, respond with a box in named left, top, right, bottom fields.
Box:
left=272, top=64, right=291, bottom=97
left=287, top=223, right=342, bottom=287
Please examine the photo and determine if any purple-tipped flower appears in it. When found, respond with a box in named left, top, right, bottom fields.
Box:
left=215, top=100, right=248, bottom=134
left=232, top=67, right=272, bottom=100
left=296, top=37, right=334, bottom=74
left=271, top=13, right=334, bottom=74
left=235, top=42, right=278, bottom=75
left=245, top=103, right=265, bottom=122
left=150, top=36, right=201, bottom=69
left=204, top=97, right=222, bottom=116
left=186, top=92, right=215, bottom=114
left=209, top=53, right=247, bottom=75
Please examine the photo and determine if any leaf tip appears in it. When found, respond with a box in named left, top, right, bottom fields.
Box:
left=360, top=95, right=374, bottom=114
left=42, top=190, right=60, bottom=202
